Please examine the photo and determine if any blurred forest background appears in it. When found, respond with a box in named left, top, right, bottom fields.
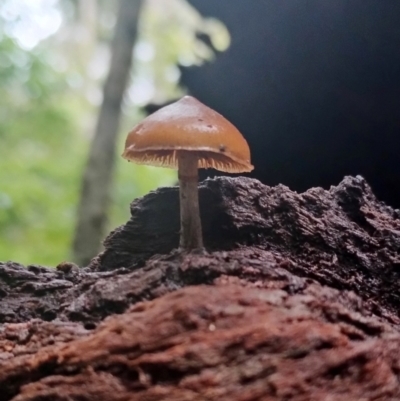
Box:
left=0, top=0, right=229, bottom=266
left=3, top=0, right=400, bottom=268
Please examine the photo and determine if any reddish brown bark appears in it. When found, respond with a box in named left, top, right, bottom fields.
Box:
left=1, top=176, right=400, bottom=400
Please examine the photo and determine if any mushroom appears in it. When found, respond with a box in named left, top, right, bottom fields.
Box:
left=122, top=95, right=253, bottom=251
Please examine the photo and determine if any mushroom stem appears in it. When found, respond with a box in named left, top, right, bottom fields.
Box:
left=178, top=151, right=204, bottom=250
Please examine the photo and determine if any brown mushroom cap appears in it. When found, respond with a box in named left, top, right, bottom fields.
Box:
left=122, top=96, right=253, bottom=173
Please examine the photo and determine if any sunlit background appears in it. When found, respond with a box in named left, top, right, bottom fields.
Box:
left=0, top=0, right=230, bottom=265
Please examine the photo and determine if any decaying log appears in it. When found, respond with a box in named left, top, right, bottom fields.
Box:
left=2, top=285, right=400, bottom=400
left=91, top=175, right=400, bottom=323
left=0, top=176, right=400, bottom=400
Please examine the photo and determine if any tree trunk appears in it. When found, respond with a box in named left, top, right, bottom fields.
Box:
left=72, top=0, right=143, bottom=266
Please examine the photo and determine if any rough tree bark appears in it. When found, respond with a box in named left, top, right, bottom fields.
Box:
left=2, top=176, right=400, bottom=400
left=72, top=0, right=143, bottom=267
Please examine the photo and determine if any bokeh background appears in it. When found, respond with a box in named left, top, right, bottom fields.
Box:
left=0, top=0, right=229, bottom=266
left=1, top=0, right=400, bottom=267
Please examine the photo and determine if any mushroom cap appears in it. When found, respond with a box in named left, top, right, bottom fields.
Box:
left=122, top=96, right=253, bottom=173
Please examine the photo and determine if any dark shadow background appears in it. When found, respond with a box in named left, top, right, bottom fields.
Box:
left=179, top=0, right=400, bottom=207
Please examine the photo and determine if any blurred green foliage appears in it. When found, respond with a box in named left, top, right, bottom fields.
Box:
left=0, top=34, right=78, bottom=265
left=0, top=0, right=228, bottom=266
left=0, top=33, right=175, bottom=266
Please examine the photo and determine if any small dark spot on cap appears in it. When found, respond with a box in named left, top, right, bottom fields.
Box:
left=219, top=145, right=226, bottom=152
left=198, top=118, right=203, bottom=122
left=207, top=124, right=213, bottom=128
